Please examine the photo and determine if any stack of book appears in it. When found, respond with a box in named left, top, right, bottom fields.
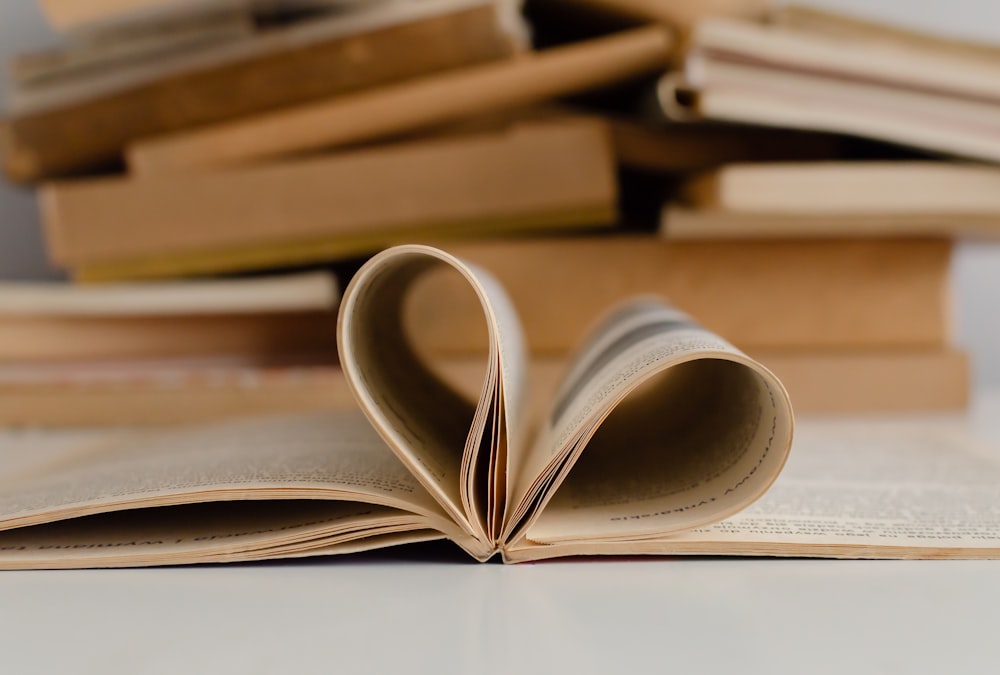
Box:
left=650, top=5, right=999, bottom=413
left=0, top=0, right=988, bottom=425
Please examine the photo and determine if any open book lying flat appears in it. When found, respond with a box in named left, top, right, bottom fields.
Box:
left=4, top=244, right=1000, bottom=567
left=0, top=244, right=797, bottom=567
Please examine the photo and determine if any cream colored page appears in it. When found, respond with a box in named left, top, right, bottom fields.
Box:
left=0, top=502, right=438, bottom=569
left=338, top=250, right=477, bottom=522
left=0, top=429, right=126, bottom=479
left=0, top=411, right=446, bottom=529
left=465, top=261, right=527, bottom=448
left=339, top=245, right=529, bottom=543
left=514, top=300, right=753, bottom=496
left=463, top=261, right=528, bottom=509
left=666, top=419, right=1000, bottom=549
left=508, top=299, right=792, bottom=545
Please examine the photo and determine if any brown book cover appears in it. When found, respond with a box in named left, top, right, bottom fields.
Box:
left=43, top=120, right=618, bottom=281
left=402, top=236, right=953, bottom=353
left=1, top=2, right=518, bottom=181
left=125, top=26, right=673, bottom=174
left=0, top=272, right=339, bottom=362
left=680, top=161, right=1000, bottom=215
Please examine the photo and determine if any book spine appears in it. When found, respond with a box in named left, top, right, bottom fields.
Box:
left=125, top=26, right=674, bottom=175
left=1, top=5, right=516, bottom=182
left=42, top=120, right=618, bottom=279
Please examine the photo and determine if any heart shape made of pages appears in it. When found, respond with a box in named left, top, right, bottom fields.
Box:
left=338, top=245, right=794, bottom=559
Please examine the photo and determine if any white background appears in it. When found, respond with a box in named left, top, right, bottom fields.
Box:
left=2, top=0, right=1000, bottom=383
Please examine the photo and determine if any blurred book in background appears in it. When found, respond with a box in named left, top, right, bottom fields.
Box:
left=2, top=0, right=527, bottom=180
left=0, top=272, right=349, bottom=425
left=41, top=119, right=618, bottom=280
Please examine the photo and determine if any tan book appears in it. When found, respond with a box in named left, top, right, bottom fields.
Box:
left=682, top=161, right=1000, bottom=215
left=37, top=0, right=378, bottom=34
left=13, top=0, right=526, bottom=116
left=752, top=349, right=969, bottom=415
left=2, top=243, right=998, bottom=568
left=658, top=13, right=1000, bottom=162
left=43, top=120, right=618, bottom=281
left=125, top=26, right=674, bottom=175
left=663, top=161, right=1000, bottom=239
left=1, top=1, right=520, bottom=182
left=402, top=236, right=952, bottom=354
left=0, top=272, right=340, bottom=362
left=0, top=359, right=356, bottom=427
left=0, top=359, right=352, bottom=427
left=662, top=208, right=1000, bottom=241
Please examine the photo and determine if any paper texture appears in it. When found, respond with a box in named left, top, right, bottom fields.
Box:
left=505, top=419, right=1000, bottom=560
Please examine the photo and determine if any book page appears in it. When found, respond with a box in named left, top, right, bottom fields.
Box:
left=0, top=411, right=456, bottom=540
left=337, top=245, right=527, bottom=546
left=0, top=501, right=443, bottom=569
left=0, top=429, right=127, bottom=479
left=504, top=299, right=793, bottom=546
left=505, top=419, right=1000, bottom=560
left=668, top=419, right=1000, bottom=554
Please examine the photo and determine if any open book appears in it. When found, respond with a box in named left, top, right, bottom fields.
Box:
left=0, top=245, right=795, bottom=567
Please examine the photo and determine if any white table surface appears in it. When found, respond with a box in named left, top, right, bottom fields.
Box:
left=4, top=394, right=1000, bottom=675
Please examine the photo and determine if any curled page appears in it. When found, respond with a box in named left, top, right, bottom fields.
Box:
left=340, top=246, right=793, bottom=561
left=501, top=298, right=794, bottom=559
left=337, top=245, right=526, bottom=558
